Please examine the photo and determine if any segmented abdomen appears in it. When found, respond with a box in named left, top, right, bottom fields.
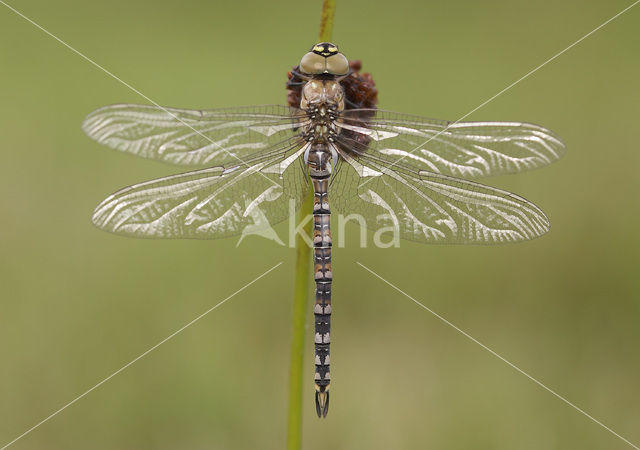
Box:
left=307, top=144, right=332, bottom=418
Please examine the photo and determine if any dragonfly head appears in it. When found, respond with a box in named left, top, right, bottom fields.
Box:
left=300, top=42, right=349, bottom=77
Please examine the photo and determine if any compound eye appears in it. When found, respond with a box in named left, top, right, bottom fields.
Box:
left=326, top=53, right=349, bottom=75
left=300, top=52, right=325, bottom=74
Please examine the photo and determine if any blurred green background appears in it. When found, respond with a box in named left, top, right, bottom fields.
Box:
left=1, top=0, right=639, bottom=449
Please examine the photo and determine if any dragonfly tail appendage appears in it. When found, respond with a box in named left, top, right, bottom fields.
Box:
left=315, top=388, right=330, bottom=418
left=308, top=144, right=333, bottom=418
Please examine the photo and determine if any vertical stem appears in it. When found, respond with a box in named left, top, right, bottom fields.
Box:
left=286, top=2, right=335, bottom=449
left=318, top=0, right=336, bottom=43
left=286, top=194, right=313, bottom=450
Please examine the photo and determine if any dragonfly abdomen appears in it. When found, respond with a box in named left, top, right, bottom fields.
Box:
left=307, top=143, right=332, bottom=418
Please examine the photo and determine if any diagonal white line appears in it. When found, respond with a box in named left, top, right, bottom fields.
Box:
left=0, top=0, right=284, bottom=189
left=356, top=261, right=640, bottom=450
left=358, top=0, right=640, bottom=190
left=0, top=262, right=283, bottom=450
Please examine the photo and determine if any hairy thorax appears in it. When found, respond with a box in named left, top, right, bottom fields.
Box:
left=300, top=80, right=345, bottom=144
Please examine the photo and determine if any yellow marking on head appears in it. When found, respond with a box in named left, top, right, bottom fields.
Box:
left=328, top=46, right=338, bottom=53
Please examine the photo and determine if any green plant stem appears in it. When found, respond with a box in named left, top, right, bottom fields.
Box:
left=318, top=0, right=336, bottom=43
left=286, top=2, right=335, bottom=449
left=286, top=193, right=313, bottom=450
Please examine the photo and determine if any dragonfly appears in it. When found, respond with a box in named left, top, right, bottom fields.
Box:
left=83, top=42, right=565, bottom=418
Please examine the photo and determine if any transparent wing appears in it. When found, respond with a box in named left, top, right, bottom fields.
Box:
left=329, top=149, right=549, bottom=245
left=337, top=109, right=565, bottom=178
left=92, top=140, right=309, bottom=239
left=83, top=104, right=308, bottom=167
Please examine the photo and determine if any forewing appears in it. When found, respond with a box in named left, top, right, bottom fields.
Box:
left=338, top=109, right=565, bottom=178
left=92, top=143, right=309, bottom=239
left=329, top=151, right=549, bottom=245
left=83, top=104, right=307, bottom=167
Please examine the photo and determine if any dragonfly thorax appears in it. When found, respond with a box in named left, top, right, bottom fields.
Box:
left=300, top=80, right=342, bottom=169
left=301, top=80, right=344, bottom=145
left=300, top=80, right=345, bottom=114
